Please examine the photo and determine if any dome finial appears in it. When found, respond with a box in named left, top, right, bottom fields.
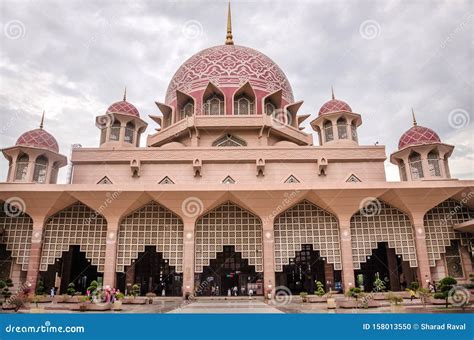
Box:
left=40, top=110, right=45, bottom=129
left=331, top=86, right=335, bottom=100
left=411, top=108, right=417, bottom=126
left=123, top=86, right=127, bottom=101
left=225, top=1, right=234, bottom=45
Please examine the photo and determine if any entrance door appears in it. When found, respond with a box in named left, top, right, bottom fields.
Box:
left=198, top=245, right=262, bottom=296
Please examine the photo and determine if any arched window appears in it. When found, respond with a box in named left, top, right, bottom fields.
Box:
left=337, top=118, right=347, bottom=139
left=323, top=121, right=333, bottom=142
left=33, top=155, right=48, bottom=183
left=409, top=152, right=424, bottom=179
left=398, top=160, right=407, bottom=181
left=427, top=150, right=441, bottom=177
left=234, top=94, right=255, bottom=115
left=125, top=122, right=134, bottom=144
left=351, top=122, right=358, bottom=141
left=203, top=94, right=224, bottom=115
left=15, top=154, right=29, bottom=181
left=265, top=102, right=276, bottom=115
left=180, top=102, right=194, bottom=120
left=110, top=121, right=120, bottom=141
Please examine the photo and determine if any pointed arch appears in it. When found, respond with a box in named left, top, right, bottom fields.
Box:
left=116, top=201, right=183, bottom=273
left=0, top=201, right=33, bottom=270
left=350, top=200, right=417, bottom=270
left=423, top=198, right=473, bottom=267
left=40, top=202, right=107, bottom=272
left=202, top=82, right=225, bottom=115
left=262, top=89, right=282, bottom=116
left=274, top=200, right=342, bottom=272
left=195, top=201, right=263, bottom=273
left=233, top=82, right=256, bottom=115
left=176, top=90, right=195, bottom=121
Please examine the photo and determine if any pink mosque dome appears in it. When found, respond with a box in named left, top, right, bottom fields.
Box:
left=106, top=90, right=140, bottom=117
left=318, top=89, right=352, bottom=116
left=398, top=125, right=441, bottom=150
left=16, top=128, right=59, bottom=153
left=165, top=44, right=294, bottom=106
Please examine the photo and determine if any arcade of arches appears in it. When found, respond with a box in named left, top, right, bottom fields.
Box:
left=0, top=198, right=472, bottom=296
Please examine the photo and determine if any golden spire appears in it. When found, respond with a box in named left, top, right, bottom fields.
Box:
left=225, top=1, right=234, bottom=45
left=39, top=110, right=45, bottom=129
left=331, top=86, right=335, bottom=100
left=123, top=87, right=127, bottom=101
left=411, top=108, right=417, bottom=126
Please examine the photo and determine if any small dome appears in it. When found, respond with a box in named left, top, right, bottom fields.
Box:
left=16, top=128, right=59, bottom=153
left=398, top=125, right=441, bottom=150
left=106, top=100, right=140, bottom=117
left=319, top=99, right=352, bottom=116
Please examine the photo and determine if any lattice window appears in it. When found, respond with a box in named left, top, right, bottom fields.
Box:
left=423, top=198, right=473, bottom=267
left=346, top=174, right=361, bottom=182
left=116, top=202, right=183, bottom=273
left=97, top=176, right=112, bottom=184
left=222, top=176, right=236, bottom=184
left=350, top=200, right=417, bottom=269
left=158, top=176, right=175, bottom=184
left=195, top=202, right=263, bottom=273
left=40, top=202, right=107, bottom=272
left=212, top=134, right=247, bottom=147
left=274, top=200, right=342, bottom=272
left=284, top=175, right=300, bottom=183
left=0, top=205, right=33, bottom=271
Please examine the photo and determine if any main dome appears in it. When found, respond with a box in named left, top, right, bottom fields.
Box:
left=165, top=45, right=294, bottom=105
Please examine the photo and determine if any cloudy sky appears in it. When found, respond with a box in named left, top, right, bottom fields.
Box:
left=0, top=0, right=472, bottom=183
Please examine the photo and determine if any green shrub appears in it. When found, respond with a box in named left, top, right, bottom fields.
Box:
left=87, top=280, right=99, bottom=293
left=387, top=292, right=403, bottom=305
left=115, top=292, right=125, bottom=300
left=131, top=284, right=140, bottom=297
left=373, top=273, right=386, bottom=292
left=408, top=282, right=420, bottom=291
left=35, top=280, right=46, bottom=296
left=346, top=287, right=362, bottom=300
left=314, top=281, right=325, bottom=297
left=435, top=277, right=457, bottom=308
left=66, top=283, right=76, bottom=296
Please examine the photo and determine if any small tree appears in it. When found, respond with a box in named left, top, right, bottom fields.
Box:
left=315, top=281, right=325, bottom=297
left=417, top=288, right=432, bottom=308
left=87, top=280, right=99, bottom=293
left=408, top=282, right=420, bottom=291
left=36, top=280, right=46, bottom=296
left=1, top=278, right=13, bottom=301
left=373, top=273, right=386, bottom=292
left=434, top=276, right=457, bottom=308
left=66, top=282, right=76, bottom=296
left=131, top=284, right=140, bottom=297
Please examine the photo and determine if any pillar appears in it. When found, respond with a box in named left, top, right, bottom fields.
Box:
left=103, top=217, right=119, bottom=288
left=412, top=215, right=432, bottom=287
left=182, top=218, right=195, bottom=297
left=262, top=218, right=275, bottom=296
left=339, top=217, right=355, bottom=292
left=26, top=216, right=45, bottom=293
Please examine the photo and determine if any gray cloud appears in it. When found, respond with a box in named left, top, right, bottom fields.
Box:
left=0, top=0, right=472, bottom=182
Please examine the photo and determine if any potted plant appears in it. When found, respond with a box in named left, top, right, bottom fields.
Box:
left=387, top=292, right=404, bottom=312
left=299, top=292, right=308, bottom=303
left=113, top=292, right=124, bottom=310
left=433, top=276, right=457, bottom=308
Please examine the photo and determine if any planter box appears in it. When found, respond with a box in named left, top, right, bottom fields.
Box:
left=112, top=301, right=123, bottom=311
left=71, top=303, right=111, bottom=312
left=55, top=296, right=83, bottom=303
left=373, top=293, right=387, bottom=300
left=2, top=303, right=16, bottom=310
left=122, top=297, right=147, bottom=304
left=327, top=298, right=336, bottom=309
left=308, top=296, right=327, bottom=303
left=429, top=298, right=450, bottom=305
left=30, top=296, right=53, bottom=303
left=338, top=299, right=380, bottom=309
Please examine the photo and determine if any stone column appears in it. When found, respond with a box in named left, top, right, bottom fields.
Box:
left=262, top=218, right=275, bottom=296
left=25, top=160, right=35, bottom=182
left=412, top=215, right=432, bottom=287
left=103, top=217, right=119, bottom=288
left=339, top=217, right=355, bottom=292
left=182, top=217, right=195, bottom=297
left=26, top=216, right=45, bottom=293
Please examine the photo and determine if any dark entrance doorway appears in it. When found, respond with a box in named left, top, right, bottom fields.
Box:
left=116, top=246, right=182, bottom=296
left=197, top=245, right=262, bottom=296
left=354, top=242, right=417, bottom=291
left=0, top=244, right=12, bottom=280
left=276, top=244, right=341, bottom=294
left=41, top=245, right=100, bottom=294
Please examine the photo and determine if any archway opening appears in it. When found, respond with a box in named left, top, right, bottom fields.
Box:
left=116, top=246, right=182, bottom=296
left=354, top=242, right=417, bottom=292
left=276, top=244, right=341, bottom=294
left=41, top=245, right=100, bottom=295
left=196, top=245, right=263, bottom=296
left=0, top=244, right=12, bottom=279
